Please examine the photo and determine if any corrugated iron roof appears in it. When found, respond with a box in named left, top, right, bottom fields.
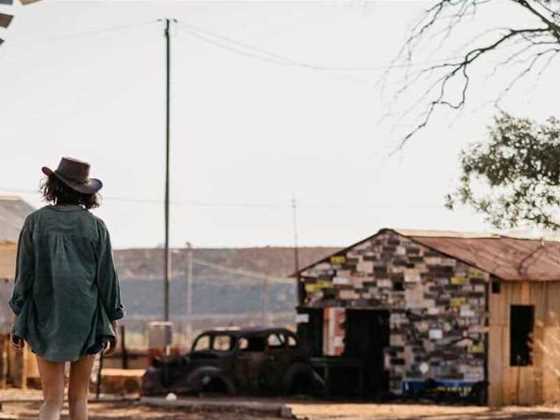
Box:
left=407, top=234, right=560, bottom=281
left=0, top=195, right=34, bottom=243
left=393, top=228, right=499, bottom=239
left=294, top=228, right=560, bottom=282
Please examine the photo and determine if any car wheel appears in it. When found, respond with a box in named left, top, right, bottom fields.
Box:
left=283, top=363, right=325, bottom=396
left=199, top=376, right=236, bottom=396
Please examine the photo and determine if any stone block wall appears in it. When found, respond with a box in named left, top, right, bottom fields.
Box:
left=300, top=230, right=488, bottom=394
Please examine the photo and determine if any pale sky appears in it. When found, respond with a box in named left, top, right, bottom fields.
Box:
left=1, top=0, right=557, bottom=249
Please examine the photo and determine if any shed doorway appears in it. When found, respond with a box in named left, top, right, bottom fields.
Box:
left=296, top=307, right=324, bottom=357
left=344, top=309, right=390, bottom=399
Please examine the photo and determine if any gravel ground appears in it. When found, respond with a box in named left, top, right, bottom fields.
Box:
left=289, top=402, right=560, bottom=419
left=0, top=400, right=284, bottom=420
left=2, top=389, right=560, bottom=419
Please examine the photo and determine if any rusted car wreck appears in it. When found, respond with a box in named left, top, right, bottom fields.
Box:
left=141, top=327, right=324, bottom=396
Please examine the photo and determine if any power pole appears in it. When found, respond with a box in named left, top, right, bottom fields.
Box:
left=163, top=18, right=176, bottom=323
left=292, top=195, right=300, bottom=274
left=262, top=275, right=270, bottom=326
left=185, top=242, right=193, bottom=349
left=293, top=195, right=305, bottom=306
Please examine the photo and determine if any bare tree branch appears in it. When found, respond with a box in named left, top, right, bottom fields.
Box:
left=385, top=0, right=560, bottom=148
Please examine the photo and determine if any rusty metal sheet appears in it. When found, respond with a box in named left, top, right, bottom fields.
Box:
left=409, top=235, right=560, bottom=282
left=0, top=13, right=13, bottom=28
left=394, top=229, right=497, bottom=239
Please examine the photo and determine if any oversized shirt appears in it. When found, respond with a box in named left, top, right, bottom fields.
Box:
left=9, top=204, right=125, bottom=362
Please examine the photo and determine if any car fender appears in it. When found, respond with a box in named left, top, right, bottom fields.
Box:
left=186, top=366, right=236, bottom=394
left=282, top=362, right=326, bottom=395
left=141, top=366, right=165, bottom=396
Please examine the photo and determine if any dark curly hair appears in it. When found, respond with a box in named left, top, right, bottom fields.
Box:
left=40, top=174, right=101, bottom=210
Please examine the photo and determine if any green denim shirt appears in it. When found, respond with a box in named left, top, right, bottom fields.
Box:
left=9, top=205, right=125, bottom=362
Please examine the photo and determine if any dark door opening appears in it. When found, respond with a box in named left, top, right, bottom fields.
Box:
left=344, top=309, right=390, bottom=399
left=510, top=305, right=534, bottom=367
left=296, top=307, right=323, bottom=357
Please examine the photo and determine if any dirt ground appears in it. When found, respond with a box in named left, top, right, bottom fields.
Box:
left=289, top=402, right=560, bottom=419
left=2, top=389, right=560, bottom=419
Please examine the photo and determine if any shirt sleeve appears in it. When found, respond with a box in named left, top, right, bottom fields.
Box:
left=96, top=220, right=125, bottom=321
left=9, top=218, right=34, bottom=316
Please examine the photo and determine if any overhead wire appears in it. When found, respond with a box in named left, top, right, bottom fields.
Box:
left=1, top=20, right=462, bottom=212
left=0, top=19, right=159, bottom=62
left=177, top=21, right=464, bottom=73
left=0, top=186, right=445, bottom=210
left=18, top=19, right=159, bottom=43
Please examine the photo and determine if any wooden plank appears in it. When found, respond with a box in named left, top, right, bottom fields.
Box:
left=489, top=281, right=560, bottom=406
left=541, top=326, right=560, bottom=402
left=530, top=283, right=546, bottom=404
left=520, top=281, right=530, bottom=305
left=488, top=325, right=504, bottom=406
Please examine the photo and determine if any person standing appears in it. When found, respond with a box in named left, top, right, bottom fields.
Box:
left=9, top=157, right=125, bottom=420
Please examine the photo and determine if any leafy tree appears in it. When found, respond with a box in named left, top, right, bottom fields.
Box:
left=446, top=112, right=560, bottom=230
left=387, top=0, right=560, bottom=146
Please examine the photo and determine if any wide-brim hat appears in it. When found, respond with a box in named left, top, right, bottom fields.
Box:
left=42, top=157, right=103, bottom=194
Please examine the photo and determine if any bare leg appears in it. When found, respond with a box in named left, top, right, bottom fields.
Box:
left=68, top=355, right=95, bottom=420
left=36, top=355, right=65, bottom=420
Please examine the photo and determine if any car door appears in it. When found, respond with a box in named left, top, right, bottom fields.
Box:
left=233, top=335, right=268, bottom=393
left=259, top=332, right=292, bottom=392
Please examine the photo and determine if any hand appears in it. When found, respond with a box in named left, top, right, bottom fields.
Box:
left=103, top=326, right=119, bottom=356
left=10, top=334, right=24, bottom=351
left=103, top=337, right=117, bottom=356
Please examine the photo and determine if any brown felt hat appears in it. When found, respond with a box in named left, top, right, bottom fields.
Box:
left=42, top=157, right=103, bottom=194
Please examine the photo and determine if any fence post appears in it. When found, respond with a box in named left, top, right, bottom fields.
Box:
left=120, top=325, right=128, bottom=369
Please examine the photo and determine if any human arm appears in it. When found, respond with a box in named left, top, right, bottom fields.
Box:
left=9, top=218, right=34, bottom=317
left=8, top=218, right=34, bottom=350
left=103, top=320, right=119, bottom=355
left=96, top=220, right=125, bottom=323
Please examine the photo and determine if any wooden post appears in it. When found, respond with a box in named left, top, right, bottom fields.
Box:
left=120, top=325, right=128, bottom=369
left=19, top=345, right=28, bottom=390
left=96, top=351, right=104, bottom=400
left=0, top=335, right=7, bottom=388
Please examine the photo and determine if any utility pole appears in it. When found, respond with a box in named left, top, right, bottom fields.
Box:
left=262, top=274, right=270, bottom=326
left=163, top=18, right=176, bottom=323
left=292, top=195, right=300, bottom=274
left=185, top=242, right=193, bottom=349
left=293, top=195, right=305, bottom=307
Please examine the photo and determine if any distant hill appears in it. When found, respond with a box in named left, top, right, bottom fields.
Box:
left=114, top=246, right=338, bottom=282
left=113, top=247, right=338, bottom=322
left=0, top=195, right=35, bottom=243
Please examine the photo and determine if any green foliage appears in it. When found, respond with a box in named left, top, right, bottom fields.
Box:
left=446, top=112, right=560, bottom=230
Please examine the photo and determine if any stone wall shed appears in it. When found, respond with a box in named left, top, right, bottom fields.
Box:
left=292, top=228, right=560, bottom=407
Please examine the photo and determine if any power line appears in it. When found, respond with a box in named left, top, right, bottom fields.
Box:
left=0, top=20, right=159, bottom=62
left=0, top=187, right=447, bottom=210
left=191, top=257, right=292, bottom=284
left=178, top=21, right=464, bottom=73
left=19, top=20, right=158, bottom=43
